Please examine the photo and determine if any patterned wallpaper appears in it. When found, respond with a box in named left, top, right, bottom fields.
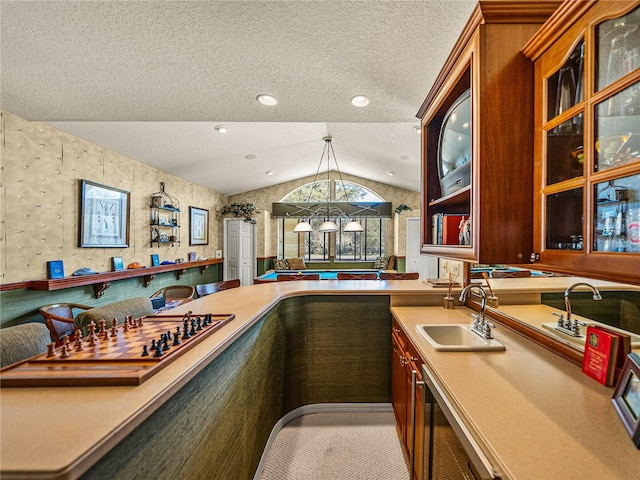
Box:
left=0, top=111, right=227, bottom=283
left=0, top=110, right=421, bottom=284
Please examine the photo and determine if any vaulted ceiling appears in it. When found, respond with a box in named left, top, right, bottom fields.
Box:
left=1, top=0, right=477, bottom=195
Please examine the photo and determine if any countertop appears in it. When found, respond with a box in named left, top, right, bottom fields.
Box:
left=391, top=305, right=640, bottom=480
left=1, top=277, right=638, bottom=479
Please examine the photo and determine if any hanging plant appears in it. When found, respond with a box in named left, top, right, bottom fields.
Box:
left=219, top=202, right=258, bottom=224
left=394, top=203, right=413, bottom=215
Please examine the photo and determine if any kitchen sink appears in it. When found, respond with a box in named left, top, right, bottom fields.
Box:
left=541, top=321, right=640, bottom=348
left=416, top=324, right=506, bottom=352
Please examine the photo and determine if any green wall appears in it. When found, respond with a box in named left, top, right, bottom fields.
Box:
left=80, top=295, right=392, bottom=479
left=0, top=264, right=223, bottom=329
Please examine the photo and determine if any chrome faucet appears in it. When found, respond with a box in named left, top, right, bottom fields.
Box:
left=459, top=284, right=495, bottom=339
left=552, top=282, right=602, bottom=337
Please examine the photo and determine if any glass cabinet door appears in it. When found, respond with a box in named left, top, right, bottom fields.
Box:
left=596, top=6, right=640, bottom=92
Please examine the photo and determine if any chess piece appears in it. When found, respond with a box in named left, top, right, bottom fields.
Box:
left=141, top=345, right=149, bottom=357
left=74, top=333, right=84, bottom=352
left=172, top=331, right=181, bottom=346
left=46, top=342, right=56, bottom=358
left=153, top=342, right=164, bottom=357
left=88, top=321, right=98, bottom=346
left=60, top=344, right=70, bottom=358
left=162, top=335, right=170, bottom=351
left=182, top=320, right=191, bottom=340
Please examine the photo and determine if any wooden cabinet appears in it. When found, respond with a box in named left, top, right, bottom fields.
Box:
left=391, top=318, right=425, bottom=480
left=418, top=2, right=559, bottom=265
left=523, top=0, right=640, bottom=284
left=150, top=182, right=181, bottom=247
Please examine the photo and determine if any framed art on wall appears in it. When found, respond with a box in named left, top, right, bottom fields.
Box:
left=111, top=256, right=124, bottom=271
left=189, top=206, right=209, bottom=245
left=79, top=179, right=131, bottom=248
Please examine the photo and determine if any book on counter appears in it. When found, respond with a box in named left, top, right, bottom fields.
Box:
left=426, top=278, right=462, bottom=288
left=432, top=213, right=467, bottom=245
left=582, top=325, right=631, bottom=386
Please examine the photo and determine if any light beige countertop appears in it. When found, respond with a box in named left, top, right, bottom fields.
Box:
left=1, top=277, right=638, bottom=479
left=391, top=305, right=640, bottom=480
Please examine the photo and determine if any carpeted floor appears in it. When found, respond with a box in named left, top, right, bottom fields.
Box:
left=257, top=411, right=409, bottom=480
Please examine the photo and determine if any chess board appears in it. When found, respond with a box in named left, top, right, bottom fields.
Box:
left=0, top=312, right=235, bottom=387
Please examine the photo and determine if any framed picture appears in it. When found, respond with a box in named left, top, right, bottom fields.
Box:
left=189, top=206, right=209, bottom=245
left=79, top=180, right=130, bottom=248
left=189, top=251, right=196, bottom=262
left=111, top=256, right=124, bottom=271
left=151, top=254, right=160, bottom=266
left=612, top=352, right=640, bottom=448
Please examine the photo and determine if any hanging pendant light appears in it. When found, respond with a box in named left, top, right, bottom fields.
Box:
left=344, top=220, right=364, bottom=232
left=292, top=136, right=363, bottom=234
left=293, top=220, right=313, bottom=233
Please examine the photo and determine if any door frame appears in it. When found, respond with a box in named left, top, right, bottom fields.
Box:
left=223, top=218, right=257, bottom=284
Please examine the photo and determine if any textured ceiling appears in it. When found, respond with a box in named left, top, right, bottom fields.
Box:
left=1, top=0, right=477, bottom=195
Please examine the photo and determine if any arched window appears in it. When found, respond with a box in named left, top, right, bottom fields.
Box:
left=278, top=181, right=388, bottom=262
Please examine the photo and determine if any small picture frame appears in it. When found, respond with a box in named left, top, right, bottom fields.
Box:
left=158, top=213, right=169, bottom=226
left=151, top=254, right=160, bottom=266
left=47, top=260, right=65, bottom=279
left=612, top=352, right=640, bottom=448
left=189, top=206, right=209, bottom=245
left=111, top=256, right=124, bottom=271
left=189, top=251, right=196, bottom=262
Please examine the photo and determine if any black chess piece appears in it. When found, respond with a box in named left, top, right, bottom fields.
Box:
left=162, top=335, right=170, bottom=351
left=173, top=331, right=181, bottom=346
left=151, top=339, right=157, bottom=350
left=182, top=320, right=191, bottom=340
left=141, top=345, right=149, bottom=357
left=190, top=320, right=197, bottom=336
left=153, top=342, right=164, bottom=357
left=196, top=317, right=203, bottom=331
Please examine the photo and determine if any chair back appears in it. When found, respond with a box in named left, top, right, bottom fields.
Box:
left=276, top=273, right=320, bottom=281
left=196, top=279, right=241, bottom=297
left=491, top=270, right=531, bottom=278
left=39, top=303, right=92, bottom=343
left=336, top=272, right=378, bottom=280
left=0, top=323, right=50, bottom=368
left=379, top=272, right=419, bottom=280
left=151, top=285, right=195, bottom=299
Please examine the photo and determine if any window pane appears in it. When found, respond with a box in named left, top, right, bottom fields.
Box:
left=594, top=173, right=640, bottom=252
left=545, top=188, right=583, bottom=250
left=547, top=40, right=584, bottom=122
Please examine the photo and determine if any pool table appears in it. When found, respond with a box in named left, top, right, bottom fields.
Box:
left=256, top=269, right=380, bottom=282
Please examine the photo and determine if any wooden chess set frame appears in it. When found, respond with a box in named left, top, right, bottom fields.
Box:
left=0, top=312, right=235, bottom=387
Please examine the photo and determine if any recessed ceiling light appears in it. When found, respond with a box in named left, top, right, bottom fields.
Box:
left=256, top=94, right=278, bottom=106
left=265, top=171, right=274, bottom=175
left=351, top=95, right=370, bottom=107
left=387, top=171, right=395, bottom=176
left=397, top=155, right=409, bottom=161
left=245, top=154, right=258, bottom=160
left=215, top=125, right=228, bottom=133
left=414, top=126, right=421, bottom=134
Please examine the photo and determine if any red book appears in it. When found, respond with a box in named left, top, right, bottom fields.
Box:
left=582, top=326, right=619, bottom=386
left=596, top=326, right=631, bottom=386
left=442, top=215, right=467, bottom=245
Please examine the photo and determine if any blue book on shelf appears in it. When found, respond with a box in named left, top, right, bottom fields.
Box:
left=47, top=260, right=65, bottom=279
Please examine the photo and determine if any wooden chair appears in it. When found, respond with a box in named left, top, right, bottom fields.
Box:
left=379, top=272, right=419, bottom=280
left=491, top=270, right=532, bottom=278
left=150, top=285, right=195, bottom=299
left=276, top=273, right=320, bottom=281
left=336, top=272, right=378, bottom=280
left=39, top=303, right=93, bottom=344
left=196, top=279, right=241, bottom=297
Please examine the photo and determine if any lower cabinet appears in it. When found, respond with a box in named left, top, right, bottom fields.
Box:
left=392, top=317, right=496, bottom=480
left=391, top=318, right=425, bottom=480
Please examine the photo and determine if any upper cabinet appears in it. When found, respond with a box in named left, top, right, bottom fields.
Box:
left=418, top=2, right=560, bottom=265
left=524, top=0, right=640, bottom=284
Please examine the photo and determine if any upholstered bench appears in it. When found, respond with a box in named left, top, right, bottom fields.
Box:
left=74, top=297, right=154, bottom=335
left=0, top=323, right=50, bottom=368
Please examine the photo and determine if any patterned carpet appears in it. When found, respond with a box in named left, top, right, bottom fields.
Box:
left=257, top=411, right=409, bottom=480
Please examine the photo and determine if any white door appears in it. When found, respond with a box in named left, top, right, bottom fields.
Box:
left=224, top=219, right=256, bottom=286
left=406, top=217, right=438, bottom=280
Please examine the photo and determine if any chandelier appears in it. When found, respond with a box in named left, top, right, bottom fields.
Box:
left=293, top=137, right=363, bottom=233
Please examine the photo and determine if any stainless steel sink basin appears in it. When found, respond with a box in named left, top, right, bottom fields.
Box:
left=541, top=321, right=640, bottom=348
left=416, top=324, right=506, bottom=352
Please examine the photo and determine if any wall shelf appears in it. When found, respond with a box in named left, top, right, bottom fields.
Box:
left=27, top=259, right=223, bottom=298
